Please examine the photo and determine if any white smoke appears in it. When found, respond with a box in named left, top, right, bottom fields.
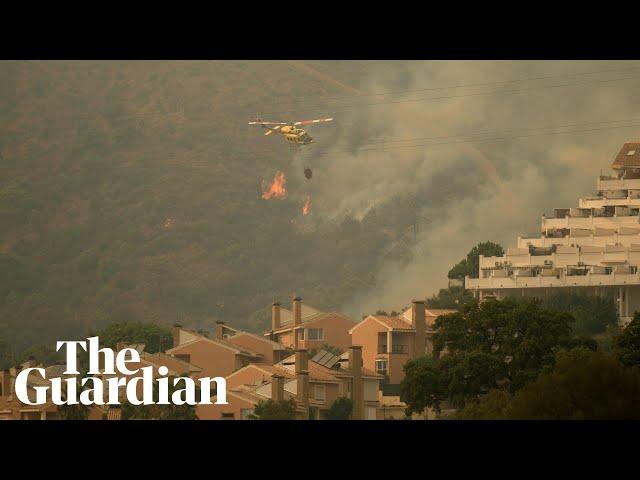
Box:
left=300, top=60, right=640, bottom=316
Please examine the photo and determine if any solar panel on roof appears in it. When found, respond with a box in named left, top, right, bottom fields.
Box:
left=311, top=349, right=343, bottom=368
left=324, top=356, right=340, bottom=369
left=311, top=351, right=325, bottom=362
left=318, top=351, right=334, bottom=365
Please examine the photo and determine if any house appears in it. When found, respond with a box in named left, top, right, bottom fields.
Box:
left=167, top=326, right=265, bottom=379
left=223, top=328, right=290, bottom=364
left=197, top=346, right=383, bottom=420
left=350, top=300, right=456, bottom=385
left=265, top=296, right=356, bottom=352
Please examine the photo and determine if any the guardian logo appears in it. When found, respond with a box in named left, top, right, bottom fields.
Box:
left=15, top=337, right=227, bottom=406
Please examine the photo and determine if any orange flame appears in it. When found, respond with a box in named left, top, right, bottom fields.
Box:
left=302, top=195, right=311, bottom=215
left=262, top=171, right=287, bottom=200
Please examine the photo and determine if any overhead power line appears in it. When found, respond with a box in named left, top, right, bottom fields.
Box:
left=229, top=118, right=640, bottom=159
left=331, top=117, right=640, bottom=149
left=253, top=64, right=640, bottom=108
left=348, top=122, right=640, bottom=154
left=258, top=72, right=640, bottom=117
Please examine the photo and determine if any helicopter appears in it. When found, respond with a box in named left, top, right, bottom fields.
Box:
left=248, top=117, right=333, bottom=147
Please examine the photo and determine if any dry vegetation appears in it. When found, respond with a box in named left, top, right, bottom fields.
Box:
left=0, top=61, right=418, bottom=362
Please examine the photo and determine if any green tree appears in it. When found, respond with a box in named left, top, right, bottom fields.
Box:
left=90, top=321, right=173, bottom=353
left=438, top=351, right=507, bottom=408
left=0, top=335, right=10, bottom=370
left=508, top=290, right=617, bottom=335
left=457, top=348, right=640, bottom=419
left=250, top=398, right=297, bottom=420
left=425, top=286, right=473, bottom=309
left=400, top=356, right=444, bottom=415
left=20, top=344, right=64, bottom=367
left=398, top=298, right=589, bottom=412
left=447, top=241, right=504, bottom=280
left=453, top=389, right=512, bottom=420
left=614, top=312, right=640, bottom=368
left=326, top=397, right=353, bottom=420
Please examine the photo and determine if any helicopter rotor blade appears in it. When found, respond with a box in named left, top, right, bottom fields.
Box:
left=293, top=118, right=333, bottom=126
left=248, top=121, right=289, bottom=126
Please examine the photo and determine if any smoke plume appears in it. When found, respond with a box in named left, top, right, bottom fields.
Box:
left=295, top=61, right=640, bottom=316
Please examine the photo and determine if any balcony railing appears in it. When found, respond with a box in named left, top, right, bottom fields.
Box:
left=377, top=345, right=409, bottom=354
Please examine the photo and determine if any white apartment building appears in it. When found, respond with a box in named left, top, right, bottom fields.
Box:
left=466, top=142, right=640, bottom=326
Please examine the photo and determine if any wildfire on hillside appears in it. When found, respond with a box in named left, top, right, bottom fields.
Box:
left=262, top=171, right=287, bottom=200
left=302, top=195, right=311, bottom=215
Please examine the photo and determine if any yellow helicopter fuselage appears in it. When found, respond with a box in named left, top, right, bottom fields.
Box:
left=279, top=125, right=313, bottom=145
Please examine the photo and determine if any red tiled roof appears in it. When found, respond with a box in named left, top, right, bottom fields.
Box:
left=277, top=355, right=382, bottom=381
left=166, top=332, right=263, bottom=358
left=225, top=331, right=287, bottom=350
left=269, top=311, right=356, bottom=334
left=612, top=143, right=640, bottom=168
left=352, top=308, right=457, bottom=334
left=143, top=352, right=202, bottom=375
left=424, top=309, right=457, bottom=327
left=369, top=315, right=415, bottom=330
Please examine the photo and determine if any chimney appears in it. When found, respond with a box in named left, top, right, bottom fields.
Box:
left=271, top=374, right=284, bottom=403
left=412, top=300, right=426, bottom=359
left=296, top=370, right=309, bottom=419
left=9, top=366, right=20, bottom=395
left=0, top=371, right=9, bottom=397
left=292, top=296, right=302, bottom=327
left=294, top=349, right=308, bottom=374
left=271, top=302, right=281, bottom=331
left=349, top=345, right=364, bottom=420
left=215, top=321, right=225, bottom=340
left=172, top=325, right=182, bottom=348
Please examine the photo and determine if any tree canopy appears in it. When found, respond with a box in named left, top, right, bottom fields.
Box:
left=447, top=241, right=504, bottom=280
left=89, top=321, right=173, bottom=353
left=425, top=286, right=473, bottom=309
left=400, top=356, right=443, bottom=415
left=456, top=348, right=640, bottom=419
left=401, top=298, right=597, bottom=412
left=250, top=398, right=297, bottom=420
left=507, top=290, right=617, bottom=335
left=433, top=298, right=581, bottom=392
left=614, top=312, right=640, bottom=368
left=326, top=397, right=353, bottom=420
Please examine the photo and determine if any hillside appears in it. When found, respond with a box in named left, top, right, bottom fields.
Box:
left=0, top=61, right=420, bottom=359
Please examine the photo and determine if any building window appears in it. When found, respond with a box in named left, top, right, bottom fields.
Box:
left=308, top=328, right=324, bottom=341
left=220, top=412, right=235, bottom=420
left=296, top=329, right=305, bottom=341
left=314, top=384, right=326, bottom=402
left=376, top=359, right=388, bottom=375
left=175, top=354, right=191, bottom=364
